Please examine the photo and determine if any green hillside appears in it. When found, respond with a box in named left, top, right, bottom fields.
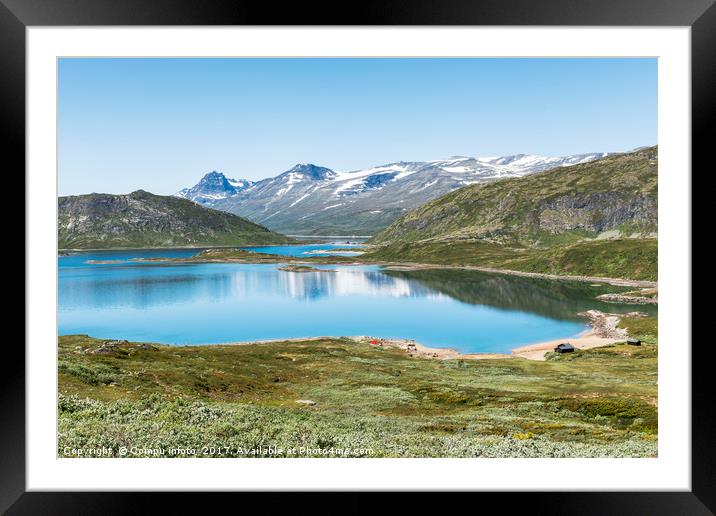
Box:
left=367, top=148, right=658, bottom=281
left=58, top=190, right=294, bottom=249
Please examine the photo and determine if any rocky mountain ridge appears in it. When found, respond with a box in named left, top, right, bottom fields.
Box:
left=59, top=189, right=292, bottom=249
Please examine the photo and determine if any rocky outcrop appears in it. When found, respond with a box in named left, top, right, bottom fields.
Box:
left=597, top=293, right=658, bottom=305
left=578, top=310, right=630, bottom=339
left=537, top=193, right=657, bottom=234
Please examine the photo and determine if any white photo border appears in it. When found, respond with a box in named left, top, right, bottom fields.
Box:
left=27, top=26, right=690, bottom=491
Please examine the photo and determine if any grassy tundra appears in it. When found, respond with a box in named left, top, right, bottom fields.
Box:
left=364, top=238, right=658, bottom=282
left=58, top=316, right=657, bottom=458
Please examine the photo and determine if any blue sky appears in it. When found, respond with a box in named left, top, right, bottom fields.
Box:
left=58, top=58, right=657, bottom=196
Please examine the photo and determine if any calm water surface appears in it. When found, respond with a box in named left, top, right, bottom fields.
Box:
left=242, top=242, right=364, bottom=257
left=58, top=246, right=654, bottom=353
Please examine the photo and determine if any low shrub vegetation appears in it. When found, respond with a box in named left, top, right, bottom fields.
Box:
left=58, top=319, right=658, bottom=458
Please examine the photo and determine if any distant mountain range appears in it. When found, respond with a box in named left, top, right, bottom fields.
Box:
left=58, top=190, right=293, bottom=249
left=175, top=152, right=613, bottom=235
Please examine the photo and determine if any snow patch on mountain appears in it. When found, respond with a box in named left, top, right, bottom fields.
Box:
left=289, top=192, right=312, bottom=207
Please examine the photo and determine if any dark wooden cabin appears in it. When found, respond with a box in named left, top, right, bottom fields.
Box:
left=554, top=343, right=575, bottom=353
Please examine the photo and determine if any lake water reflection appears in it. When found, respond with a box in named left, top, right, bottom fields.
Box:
left=58, top=248, right=654, bottom=353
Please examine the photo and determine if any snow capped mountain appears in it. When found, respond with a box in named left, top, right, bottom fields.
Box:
left=175, top=171, right=254, bottom=206
left=178, top=151, right=614, bottom=235
left=279, top=163, right=337, bottom=182
left=323, top=152, right=609, bottom=199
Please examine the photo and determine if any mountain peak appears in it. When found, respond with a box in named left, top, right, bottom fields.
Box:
left=284, top=163, right=336, bottom=180
left=129, top=189, right=153, bottom=198
left=202, top=170, right=225, bottom=179
left=175, top=170, right=254, bottom=206
left=198, top=170, right=232, bottom=184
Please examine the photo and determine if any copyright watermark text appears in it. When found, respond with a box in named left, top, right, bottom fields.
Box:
left=62, top=445, right=374, bottom=458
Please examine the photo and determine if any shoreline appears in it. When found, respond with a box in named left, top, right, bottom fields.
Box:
left=380, top=263, right=657, bottom=288
left=183, top=331, right=620, bottom=362
left=58, top=240, right=368, bottom=252
left=286, top=235, right=373, bottom=239
left=60, top=246, right=656, bottom=287
left=596, top=292, right=658, bottom=305
left=62, top=308, right=639, bottom=363
left=509, top=331, right=622, bottom=361
left=58, top=244, right=290, bottom=252
left=175, top=310, right=631, bottom=362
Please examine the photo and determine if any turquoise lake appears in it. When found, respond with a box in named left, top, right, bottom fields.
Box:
left=242, top=242, right=364, bottom=256
left=58, top=245, right=654, bottom=353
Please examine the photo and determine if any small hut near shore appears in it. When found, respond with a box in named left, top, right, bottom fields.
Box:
left=554, top=343, right=575, bottom=354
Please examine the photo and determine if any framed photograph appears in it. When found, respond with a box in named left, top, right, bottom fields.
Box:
left=6, top=0, right=711, bottom=511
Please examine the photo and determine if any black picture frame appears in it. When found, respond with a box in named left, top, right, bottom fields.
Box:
left=4, top=0, right=709, bottom=513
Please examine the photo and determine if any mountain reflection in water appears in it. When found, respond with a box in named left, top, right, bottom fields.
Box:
left=58, top=252, right=652, bottom=352
left=383, top=268, right=657, bottom=321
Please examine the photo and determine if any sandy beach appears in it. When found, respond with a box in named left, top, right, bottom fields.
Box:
left=510, top=331, right=623, bottom=360
left=346, top=331, right=622, bottom=362
left=344, top=310, right=633, bottom=361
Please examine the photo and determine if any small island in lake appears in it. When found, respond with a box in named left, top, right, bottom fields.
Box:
left=277, top=265, right=336, bottom=273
